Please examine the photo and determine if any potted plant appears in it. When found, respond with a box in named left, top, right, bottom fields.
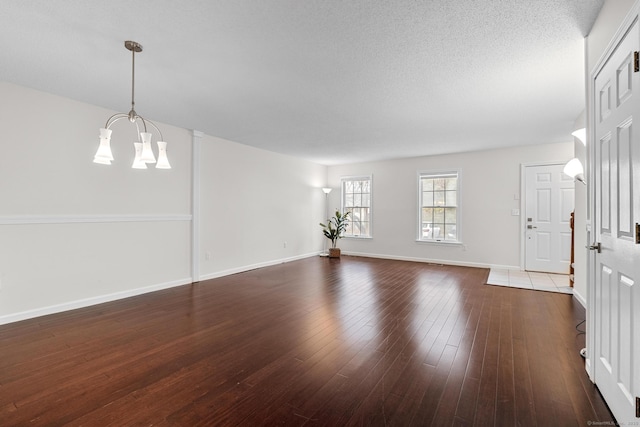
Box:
left=320, top=210, right=350, bottom=258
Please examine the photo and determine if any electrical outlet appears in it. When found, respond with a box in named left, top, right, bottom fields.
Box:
left=205, top=252, right=212, bottom=261
left=283, top=242, right=287, bottom=248
left=511, top=209, right=520, bottom=216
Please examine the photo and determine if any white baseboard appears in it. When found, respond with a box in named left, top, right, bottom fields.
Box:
left=0, top=252, right=321, bottom=326
left=197, top=252, right=320, bottom=281
left=343, top=251, right=519, bottom=271
left=0, top=251, right=520, bottom=326
left=584, top=357, right=594, bottom=382
left=0, top=277, right=192, bottom=326
left=573, top=288, right=587, bottom=309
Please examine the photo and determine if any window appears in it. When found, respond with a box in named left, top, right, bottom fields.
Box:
left=341, top=176, right=372, bottom=238
left=418, top=171, right=459, bottom=242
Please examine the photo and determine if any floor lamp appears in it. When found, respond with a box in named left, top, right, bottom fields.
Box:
left=320, top=187, right=332, bottom=256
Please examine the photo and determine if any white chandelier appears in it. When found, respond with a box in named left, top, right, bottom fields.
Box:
left=93, top=41, right=171, bottom=169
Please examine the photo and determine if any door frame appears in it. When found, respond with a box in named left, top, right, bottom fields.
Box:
left=519, top=161, right=574, bottom=271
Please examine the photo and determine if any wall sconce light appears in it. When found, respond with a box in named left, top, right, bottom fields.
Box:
left=572, top=128, right=587, bottom=145
left=563, top=158, right=586, bottom=185
left=93, top=41, right=171, bottom=169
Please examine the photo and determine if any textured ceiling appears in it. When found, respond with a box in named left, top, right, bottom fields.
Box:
left=0, top=0, right=604, bottom=165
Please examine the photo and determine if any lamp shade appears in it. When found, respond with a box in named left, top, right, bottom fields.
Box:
left=155, top=141, right=171, bottom=169
left=563, top=158, right=585, bottom=184
left=139, top=132, right=156, bottom=163
left=571, top=128, right=587, bottom=145
left=93, top=128, right=114, bottom=164
left=132, top=142, right=147, bottom=169
left=322, top=187, right=332, bottom=194
left=93, top=156, right=112, bottom=165
left=563, top=158, right=584, bottom=178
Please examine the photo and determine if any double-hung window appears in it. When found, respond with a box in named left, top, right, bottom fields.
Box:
left=418, top=171, right=460, bottom=243
left=341, top=176, right=372, bottom=238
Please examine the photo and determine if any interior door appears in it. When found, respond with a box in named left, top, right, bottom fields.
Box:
left=592, top=17, right=640, bottom=424
left=524, top=164, right=574, bottom=274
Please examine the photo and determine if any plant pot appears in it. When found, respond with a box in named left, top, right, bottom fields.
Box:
left=328, top=248, right=341, bottom=258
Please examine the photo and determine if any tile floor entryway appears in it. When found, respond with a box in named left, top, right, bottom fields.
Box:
left=487, top=269, right=573, bottom=295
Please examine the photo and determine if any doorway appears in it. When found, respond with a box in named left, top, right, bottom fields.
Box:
left=522, top=163, right=575, bottom=274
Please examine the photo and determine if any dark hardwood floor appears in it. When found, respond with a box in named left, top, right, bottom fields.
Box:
left=0, top=256, right=614, bottom=426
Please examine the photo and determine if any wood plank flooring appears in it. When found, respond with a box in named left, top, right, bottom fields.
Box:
left=0, top=256, right=614, bottom=426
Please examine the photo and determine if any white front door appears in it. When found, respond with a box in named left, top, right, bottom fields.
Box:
left=591, top=16, right=640, bottom=424
left=524, top=164, right=574, bottom=274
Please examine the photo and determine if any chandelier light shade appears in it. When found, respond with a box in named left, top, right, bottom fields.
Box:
left=93, top=128, right=114, bottom=165
left=156, top=141, right=171, bottom=169
left=93, top=41, right=171, bottom=169
left=139, top=132, right=156, bottom=163
left=132, top=142, right=147, bottom=169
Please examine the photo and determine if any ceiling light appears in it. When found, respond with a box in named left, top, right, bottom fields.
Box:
left=93, top=41, right=171, bottom=169
left=563, top=158, right=585, bottom=185
left=572, top=128, right=587, bottom=145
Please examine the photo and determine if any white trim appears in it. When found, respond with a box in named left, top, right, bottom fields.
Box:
left=339, top=174, right=372, bottom=181
left=416, top=169, right=462, bottom=244
left=343, top=250, right=519, bottom=271
left=0, top=214, right=192, bottom=225
left=198, top=252, right=319, bottom=281
left=573, top=288, right=587, bottom=309
left=414, top=239, right=463, bottom=246
left=591, top=2, right=640, bottom=76
left=0, top=277, right=192, bottom=326
left=519, top=161, right=571, bottom=271
left=191, top=130, right=203, bottom=282
left=340, top=174, right=373, bottom=238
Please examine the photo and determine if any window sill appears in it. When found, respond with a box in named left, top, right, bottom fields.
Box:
left=415, top=239, right=463, bottom=246
left=344, top=235, right=373, bottom=240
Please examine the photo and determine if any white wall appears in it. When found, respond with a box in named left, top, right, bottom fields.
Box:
left=0, top=82, right=327, bottom=324
left=0, top=82, right=193, bottom=323
left=327, top=142, right=573, bottom=269
left=198, top=135, right=327, bottom=278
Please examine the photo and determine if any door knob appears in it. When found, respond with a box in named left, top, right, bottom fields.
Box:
left=587, top=242, right=601, bottom=253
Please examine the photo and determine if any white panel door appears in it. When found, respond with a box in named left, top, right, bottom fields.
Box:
left=592, top=17, right=640, bottom=424
left=524, top=164, right=574, bottom=273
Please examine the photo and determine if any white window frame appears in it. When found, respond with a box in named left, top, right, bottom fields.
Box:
left=341, top=175, right=373, bottom=238
left=417, top=170, right=462, bottom=244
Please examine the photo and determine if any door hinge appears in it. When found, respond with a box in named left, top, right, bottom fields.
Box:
left=635, top=51, right=640, bottom=72
left=635, top=223, right=640, bottom=244
left=636, top=396, right=640, bottom=418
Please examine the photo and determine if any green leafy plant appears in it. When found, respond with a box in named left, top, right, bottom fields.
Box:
left=319, top=210, right=350, bottom=248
